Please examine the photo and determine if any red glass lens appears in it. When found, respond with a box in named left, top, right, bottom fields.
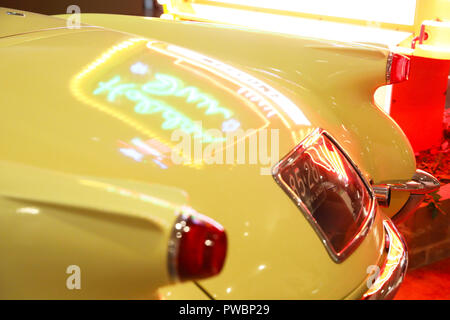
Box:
left=173, top=214, right=227, bottom=281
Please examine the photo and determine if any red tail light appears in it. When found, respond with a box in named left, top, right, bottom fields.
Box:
left=168, top=212, right=227, bottom=281
left=387, top=53, right=410, bottom=84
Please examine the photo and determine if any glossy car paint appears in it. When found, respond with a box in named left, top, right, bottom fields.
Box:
left=0, top=8, right=415, bottom=299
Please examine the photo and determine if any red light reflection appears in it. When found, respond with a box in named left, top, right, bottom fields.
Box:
left=304, top=136, right=348, bottom=182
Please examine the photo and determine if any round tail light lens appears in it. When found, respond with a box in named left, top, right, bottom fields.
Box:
left=168, top=212, right=227, bottom=282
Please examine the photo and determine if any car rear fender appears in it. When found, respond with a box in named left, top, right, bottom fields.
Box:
left=0, top=160, right=185, bottom=299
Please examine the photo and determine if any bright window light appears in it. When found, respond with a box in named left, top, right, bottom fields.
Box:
left=189, top=4, right=412, bottom=45
left=206, top=0, right=417, bottom=25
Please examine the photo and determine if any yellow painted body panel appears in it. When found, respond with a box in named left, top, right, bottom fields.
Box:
left=70, top=14, right=416, bottom=184
left=0, top=10, right=416, bottom=299
left=0, top=163, right=176, bottom=299
left=0, top=7, right=69, bottom=37
left=160, top=282, right=209, bottom=300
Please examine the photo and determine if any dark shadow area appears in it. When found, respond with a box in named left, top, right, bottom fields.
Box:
left=0, top=0, right=162, bottom=17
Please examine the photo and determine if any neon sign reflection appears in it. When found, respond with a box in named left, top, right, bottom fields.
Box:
left=163, top=44, right=310, bottom=127
left=146, top=41, right=311, bottom=143
left=93, top=73, right=236, bottom=142
left=118, top=137, right=172, bottom=169
left=71, top=37, right=311, bottom=169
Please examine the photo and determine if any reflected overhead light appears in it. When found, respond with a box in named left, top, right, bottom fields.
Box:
left=130, top=62, right=149, bottom=75
left=153, top=159, right=168, bottom=169
left=119, top=147, right=144, bottom=162
left=16, top=207, right=40, bottom=215
left=160, top=13, right=174, bottom=20
left=221, top=118, right=241, bottom=132
left=119, top=138, right=172, bottom=169
left=131, top=137, right=163, bottom=157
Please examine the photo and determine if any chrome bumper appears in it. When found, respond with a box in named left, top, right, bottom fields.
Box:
left=362, top=220, right=408, bottom=300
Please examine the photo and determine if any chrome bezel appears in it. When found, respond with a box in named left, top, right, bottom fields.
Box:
left=272, top=128, right=376, bottom=263
left=167, top=214, right=187, bottom=283
left=6, top=11, right=25, bottom=17
left=386, top=51, right=394, bottom=83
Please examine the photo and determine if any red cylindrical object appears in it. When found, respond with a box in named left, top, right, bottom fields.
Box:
left=390, top=55, right=450, bottom=152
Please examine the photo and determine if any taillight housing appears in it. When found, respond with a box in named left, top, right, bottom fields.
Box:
left=387, top=53, right=410, bottom=84
left=168, top=211, right=227, bottom=282
left=272, top=129, right=376, bottom=263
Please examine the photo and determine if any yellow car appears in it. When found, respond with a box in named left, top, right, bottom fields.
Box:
left=0, top=7, right=440, bottom=300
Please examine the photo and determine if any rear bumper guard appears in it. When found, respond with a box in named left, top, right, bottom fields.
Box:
left=373, top=169, right=440, bottom=222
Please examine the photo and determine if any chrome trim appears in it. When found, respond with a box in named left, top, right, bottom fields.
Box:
left=272, top=128, right=376, bottom=264
left=375, top=169, right=440, bottom=195
left=363, top=220, right=408, bottom=300
left=167, top=214, right=186, bottom=282
left=374, top=169, right=439, bottom=222
left=6, top=11, right=25, bottom=17
left=373, top=185, right=391, bottom=207
left=386, top=51, right=394, bottom=83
